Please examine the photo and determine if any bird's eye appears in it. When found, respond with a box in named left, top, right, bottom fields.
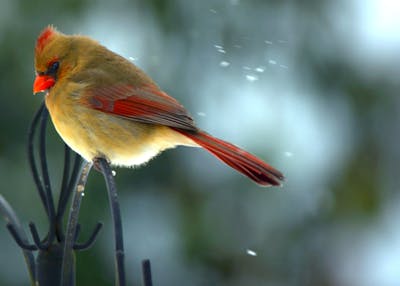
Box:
left=47, top=61, right=60, bottom=75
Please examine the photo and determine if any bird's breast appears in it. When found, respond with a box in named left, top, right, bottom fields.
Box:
left=45, top=93, right=192, bottom=166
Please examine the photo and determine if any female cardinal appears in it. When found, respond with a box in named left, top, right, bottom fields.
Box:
left=33, top=26, right=283, bottom=186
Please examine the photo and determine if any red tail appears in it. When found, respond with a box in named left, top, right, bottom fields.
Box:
left=173, top=129, right=284, bottom=186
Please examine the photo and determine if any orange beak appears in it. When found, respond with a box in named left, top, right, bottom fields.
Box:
left=33, top=74, right=56, bottom=94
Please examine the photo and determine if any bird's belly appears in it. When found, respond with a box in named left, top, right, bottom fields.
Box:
left=48, top=106, right=189, bottom=167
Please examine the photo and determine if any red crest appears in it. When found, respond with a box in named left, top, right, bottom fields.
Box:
left=36, top=26, right=57, bottom=53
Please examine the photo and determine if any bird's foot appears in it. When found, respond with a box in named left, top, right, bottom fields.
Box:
left=92, top=157, right=110, bottom=173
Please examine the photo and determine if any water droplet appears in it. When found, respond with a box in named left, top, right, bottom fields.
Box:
left=268, top=60, right=277, bottom=65
left=209, top=9, right=217, bottom=14
left=219, top=61, right=230, bottom=67
left=246, top=249, right=257, bottom=256
left=255, top=66, right=265, bottom=73
left=197, top=112, right=206, bottom=117
left=265, top=40, right=273, bottom=45
left=112, top=170, right=117, bottom=176
left=214, top=45, right=226, bottom=53
left=245, top=74, right=258, bottom=82
left=284, top=151, right=293, bottom=157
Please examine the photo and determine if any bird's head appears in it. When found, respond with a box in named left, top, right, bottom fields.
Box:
left=33, top=25, right=76, bottom=94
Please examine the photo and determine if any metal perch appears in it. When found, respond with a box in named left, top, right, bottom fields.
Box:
left=0, top=102, right=154, bottom=285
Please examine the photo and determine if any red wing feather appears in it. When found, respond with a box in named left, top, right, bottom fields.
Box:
left=85, top=84, right=197, bottom=131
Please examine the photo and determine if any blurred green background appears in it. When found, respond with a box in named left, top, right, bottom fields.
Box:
left=1, top=0, right=399, bottom=285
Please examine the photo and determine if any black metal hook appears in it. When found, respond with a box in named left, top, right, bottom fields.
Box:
left=73, top=222, right=103, bottom=250
left=28, top=222, right=55, bottom=250
left=6, top=223, right=38, bottom=251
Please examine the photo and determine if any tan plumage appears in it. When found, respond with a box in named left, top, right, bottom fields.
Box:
left=34, top=26, right=284, bottom=186
left=35, top=27, right=195, bottom=166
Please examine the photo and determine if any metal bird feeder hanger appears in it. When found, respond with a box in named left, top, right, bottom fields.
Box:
left=0, top=102, right=154, bottom=286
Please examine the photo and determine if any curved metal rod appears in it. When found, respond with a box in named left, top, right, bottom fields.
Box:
left=61, top=146, right=72, bottom=194
left=73, top=222, right=103, bottom=250
left=57, top=146, right=71, bottom=221
left=6, top=224, right=37, bottom=251
left=73, top=224, right=81, bottom=243
left=27, top=103, right=48, bottom=215
left=54, top=145, right=72, bottom=242
left=1, top=194, right=36, bottom=284
left=26, top=105, right=57, bottom=249
left=57, top=153, right=82, bottom=220
left=56, top=151, right=83, bottom=241
left=96, top=158, right=126, bottom=286
left=38, top=108, right=56, bottom=225
left=29, top=222, right=54, bottom=250
left=61, top=160, right=92, bottom=286
left=1, top=196, right=37, bottom=283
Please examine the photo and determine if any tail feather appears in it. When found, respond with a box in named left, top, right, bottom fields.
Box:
left=173, top=129, right=284, bottom=186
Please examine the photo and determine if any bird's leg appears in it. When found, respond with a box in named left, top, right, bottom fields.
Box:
left=93, top=156, right=109, bottom=173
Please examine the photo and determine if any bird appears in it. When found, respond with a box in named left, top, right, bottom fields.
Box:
left=33, top=25, right=284, bottom=186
